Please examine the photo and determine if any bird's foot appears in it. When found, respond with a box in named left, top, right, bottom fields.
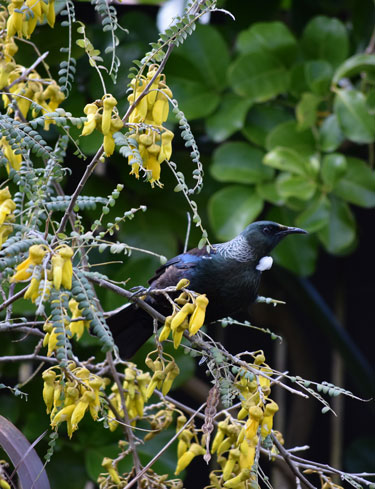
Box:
left=129, top=286, right=151, bottom=298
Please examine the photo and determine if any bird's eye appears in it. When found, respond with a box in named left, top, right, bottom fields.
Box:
left=263, top=226, right=273, bottom=235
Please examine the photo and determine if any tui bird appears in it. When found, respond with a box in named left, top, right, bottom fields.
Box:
left=110, top=221, right=307, bottom=358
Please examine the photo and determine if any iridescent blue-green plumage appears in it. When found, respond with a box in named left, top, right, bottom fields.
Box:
left=109, top=221, right=306, bottom=358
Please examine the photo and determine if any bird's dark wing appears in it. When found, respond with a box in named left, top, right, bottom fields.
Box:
left=148, top=247, right=215, bottom=288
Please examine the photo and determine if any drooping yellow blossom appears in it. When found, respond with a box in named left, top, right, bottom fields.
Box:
left=245, top=405, right=263, bottom=440
left=188, top=294, right=209, bottom=336
left=51, top=245, right=73, bottom=290
left=80, top=95, right=123, bottom=157
left=11, top=244, right=47, bottom=282
left=68, top=299, right=89, bottom=340
left=101, top=458, right=121, bottom=485
left=0, top=187, right=15, bottom=247
left=6, top=0, right=56, bottom=39
left=260, top=400, right=279, bottom=438
left=175, top=443, right=206, bottom=475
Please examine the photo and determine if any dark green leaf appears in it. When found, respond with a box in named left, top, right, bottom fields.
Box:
left=208, top=185, right=264, bottom=240
left=264, top=147, right=312, bottom=176
left=321, top=153, right=347, bottom=189
left=289, top=63, right=309, bottom=97
left=206, top=93, right=253, bottom=142
left=296, top=92, right=321, bottom=130
left=266, top=120, right=316, bottom=157
left=301, top=16, right=349, bottom=68
left=237, top=21, right=297, bottom=66
left=319, top=114, right=345, bottom=152
left=334, top=89, right=375, bottom=144
left=332, top=157, right=375, bottom=208
left=318, top=197, right=356, bottom=254
left=304, top=60, right=333, bottom=95
left=242, top=105, right=293, bottom=147
left=229, top=52, right=290, bottom=102
left=333, top=53, right=375, bottom=85
left=276, top=173, right=317, bottom=200
left=295, top=195, right=331, bottom=232
left=172, top=24, right=230, bottom=91
left=211, top=142, right=274, bottom=184
left=256, top=181, right=285, bottom=205
left=168, top=78, right=220, bottom=120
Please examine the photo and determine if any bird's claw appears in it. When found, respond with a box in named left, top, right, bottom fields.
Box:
left=129, top=286, right=151, bottom=298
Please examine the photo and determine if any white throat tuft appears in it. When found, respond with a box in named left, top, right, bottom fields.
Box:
left=256, top=256, right=273, bottom=271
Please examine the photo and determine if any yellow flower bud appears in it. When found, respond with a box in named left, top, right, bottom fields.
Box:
left=171, top=303, right=195, bottom=331
left=101, top=94, right=117, bottom=135
left=102, top=457, right=121, bottom=484
left=224, top=468, right=252, bottom=488
left=189, top=294, right=208, bottom=336
left=103, top=133, right=115, bottom=157
left=223, top=448, right=240, bottom=481
left=175, top=443, right=205, bottom=475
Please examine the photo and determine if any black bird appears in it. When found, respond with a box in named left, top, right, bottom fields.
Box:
left=110, top=221, right=307, bottom=358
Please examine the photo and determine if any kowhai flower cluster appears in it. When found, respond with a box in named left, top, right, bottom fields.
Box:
left=107, top=363, right=151, bottom=431
left=158, top=279, right=209, bottom=349
left=3, top=0, right=55, bottom=40
left=145, top=350, right=180, bottom=398
left=42, top=364, right=106, bottom=438
left=10, top=243, right=74, bottom=306
left=127, top=65, right=174, bottom=186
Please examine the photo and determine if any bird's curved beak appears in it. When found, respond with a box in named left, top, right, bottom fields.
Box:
left=277, top=225, right=308, bottom=236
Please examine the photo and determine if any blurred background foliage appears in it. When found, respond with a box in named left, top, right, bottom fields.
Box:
left=1, top=0, right=375, bottom=487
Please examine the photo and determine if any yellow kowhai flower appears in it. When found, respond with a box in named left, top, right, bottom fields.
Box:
left=222, top=447, right=240, bottom=481
left=6, top=0, right=24, bottom=39
left=0, top=223, right=13, bottom=247
left=51, top=245, right=73, bottom=290
left=42, top=369, right=57, bottom=414
left=224, top=468, right=252, bottom=489
left=245, top=405, right=263, bottom=441
left=23, top=276, right=40, bottom=302
left=68, top=298, right=89, bottom=340
left=260, top=400, right=279, bottom=438
left=11, top=244, right=47, bottom=282
left=175, top=443, right=205, bottom=475
left=0, top=187, right=16, bottom=225
left=189, top=294, right=209, bottom=336
left=101, top=458, right=121, bottom=485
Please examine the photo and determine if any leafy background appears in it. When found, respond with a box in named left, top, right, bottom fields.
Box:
left=1, top=0, right=375, bottom=487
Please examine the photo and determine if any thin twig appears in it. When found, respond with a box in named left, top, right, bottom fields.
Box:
left=271, top=434, right=317, bottom=489
left=123, top=402, right=206, bottom=489
left=8, top=51, right=50, bottom=89
left=0, top=286, right=29, bottom=313
left=106, top=352, right=142, bottom=487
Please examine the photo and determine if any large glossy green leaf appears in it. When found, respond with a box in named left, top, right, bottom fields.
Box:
left=301, top=16, right=349, bottom=68
left=265, top=120, right=316, bottom=157
left=237, top=21, right=297, bottom=66
left=295, top=195, right=331, bottom=232
left=333, top=53, right=375, bottom=84
left=228, top=52, right=290, bottom=102
left=264, top=147, right=312, bottom=176
left=289, top=63, right=309, bottom=97
left=332, top=157, right=375, bottom=208
left=211, top=142, right=274, bottom=183
left=242, top=105, right=293, bottom=147
left=266, top=207, right=318, bottom=276
left=318, top=197, right=356, bottom=254
left=304, top=60, right=333, bottom=95
left=256, top=181, right=285, bottom=205
left=208, top=185, right=264, bottom=240
left=319, top=114, right=345, bottom=152
left=173, top=24, right=230, bottom=91
left=168, top=77, right=220, bottom=120
left=206, top=93, right=253, bottom=142
left=276, top=173, right=317, bottom=200
left=334, top=89, right=375, bottom=144
left=296, top=92, right=321, bottom=130
left=321, top=153, right=347, bottom=189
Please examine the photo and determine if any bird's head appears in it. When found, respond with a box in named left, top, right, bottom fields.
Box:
left=241, top=221, right=307, bottom=257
